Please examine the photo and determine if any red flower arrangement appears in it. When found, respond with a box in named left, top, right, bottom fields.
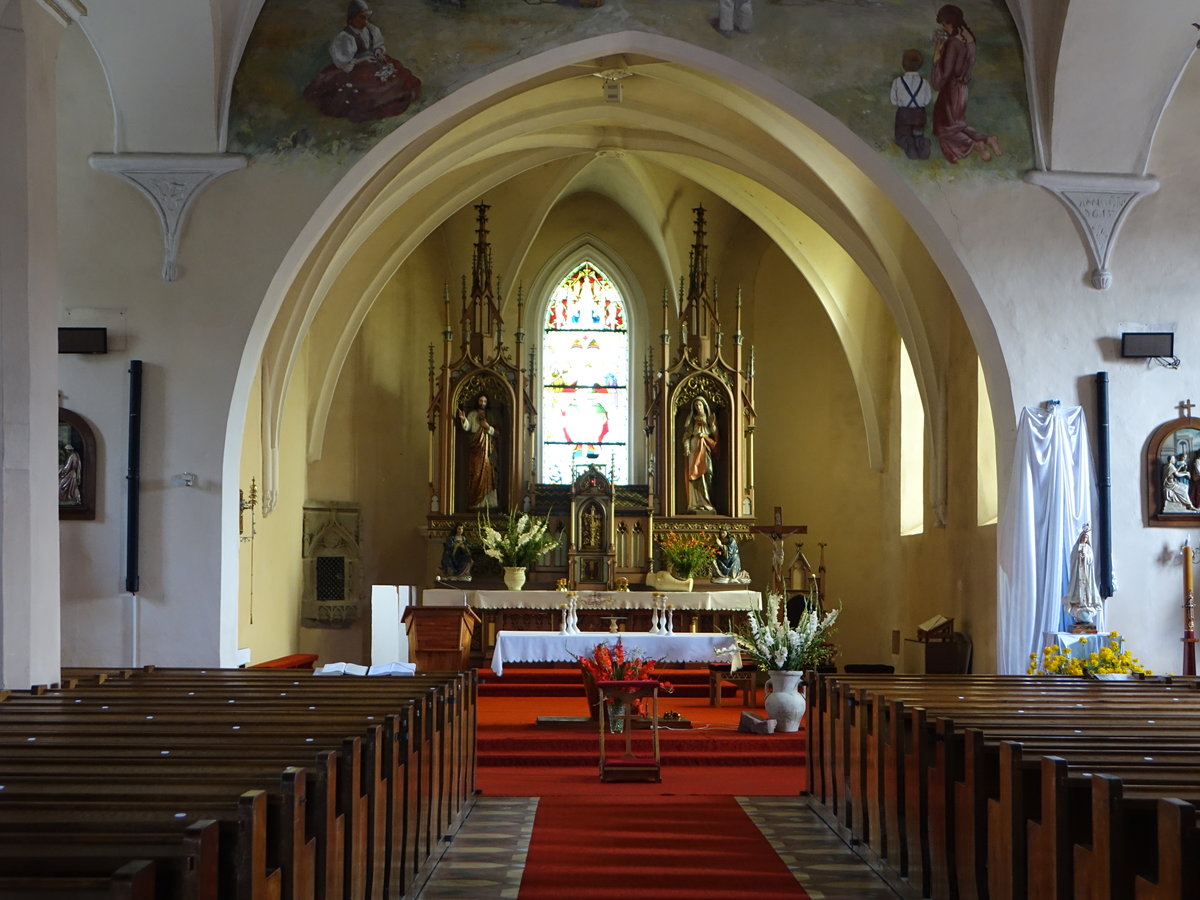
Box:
left=577, top=639, right=674, bottom=696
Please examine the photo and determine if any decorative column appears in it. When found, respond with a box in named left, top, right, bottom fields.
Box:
left=0, top=0, right=63, bottom=689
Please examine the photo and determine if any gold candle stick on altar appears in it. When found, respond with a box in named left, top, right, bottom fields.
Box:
left=1184, top=540, right=1197, bottom=677
left=1185, top=540, right=1194, bottom=597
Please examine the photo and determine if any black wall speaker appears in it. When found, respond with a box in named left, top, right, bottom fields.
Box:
left=58, top=327, right=108, bottom=354
left=1121, top=332, right=1174, bottom=358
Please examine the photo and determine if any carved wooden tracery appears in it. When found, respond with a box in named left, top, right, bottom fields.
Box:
left=426, top=203, right=535, bottom=517
left=646, top=205, right=756, bottom=520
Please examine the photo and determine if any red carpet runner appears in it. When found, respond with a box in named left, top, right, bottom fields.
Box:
left=519, top=795, right=811, bottom=899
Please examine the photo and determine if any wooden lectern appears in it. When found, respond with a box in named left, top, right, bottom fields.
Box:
left=402, top=606, right=480, bottom=671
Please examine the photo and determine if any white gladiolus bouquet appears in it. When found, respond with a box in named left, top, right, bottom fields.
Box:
left=477, top=510, right=561, bottom=568
left=719, top=592, right=839, bottom=672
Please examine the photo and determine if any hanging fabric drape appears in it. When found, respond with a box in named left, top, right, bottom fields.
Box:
left=997, top=405, right=1098, bottom=675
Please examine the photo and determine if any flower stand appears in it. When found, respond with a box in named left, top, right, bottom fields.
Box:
left=596, top=679, right=661, bottom=782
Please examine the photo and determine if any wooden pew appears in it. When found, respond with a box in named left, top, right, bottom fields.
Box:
left=0, top=858, right=158, bottom=900
left=1, top=666, right=474, bottom=900
left=1, top=700, right=404, bottom=897
left=1134, top=797, right=1199, bottom=900
left=0, top=819, right=218, bottom=900
left=806, top=673, right=1200, bottom=900
left=62, top=672, right=453, bottom=888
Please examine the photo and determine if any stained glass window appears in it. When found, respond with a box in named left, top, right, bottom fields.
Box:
left=540, top=262, right=629, bottom=484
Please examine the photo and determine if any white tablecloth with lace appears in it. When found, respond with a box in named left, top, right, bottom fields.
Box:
left=489, top=630, right=740, bottom=676
left=423, top=589, right=761, bottom=610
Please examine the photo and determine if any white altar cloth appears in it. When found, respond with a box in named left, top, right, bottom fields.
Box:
left=424, top=588, right=761, bottom=611
left=489, top=630, right=739, bottom=676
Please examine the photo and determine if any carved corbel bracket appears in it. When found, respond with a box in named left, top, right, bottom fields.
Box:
left=1024, top=170, right=1159, bottom=290
left=35, top=0, right=86, bottom=27
left=89, top=153, right=246, bottom=282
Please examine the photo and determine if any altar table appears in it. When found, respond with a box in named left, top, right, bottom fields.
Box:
left=1042, top=631, right=1122, bottom=661
left=424, top=588, right=761, bottom=611
left=489, top=630, right=740, bottom=676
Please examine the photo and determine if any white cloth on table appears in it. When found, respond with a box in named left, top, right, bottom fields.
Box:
left=1042, top=632, right=1121, bottom=662
left=423, top=589, right=761, bottom=611
left=489, top=630, right=740, bottom=676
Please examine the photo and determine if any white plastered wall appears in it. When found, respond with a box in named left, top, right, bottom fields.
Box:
left=47, top=15, right=1200, bottom=678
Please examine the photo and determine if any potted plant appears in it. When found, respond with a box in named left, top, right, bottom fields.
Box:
left=477, top=510, right=561, bottom=589
left=1028, top=631, right=1151, bottom=678
left=649, top=530, right=716, bottom=591
left=718, top=592, right=839, bottom=731
left=577, top=639, right=674, bottom=731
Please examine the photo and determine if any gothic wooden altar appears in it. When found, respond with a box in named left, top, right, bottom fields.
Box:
left=644, top=205, right=756, bottom=520
left=425, top=203, right=767, bottom=590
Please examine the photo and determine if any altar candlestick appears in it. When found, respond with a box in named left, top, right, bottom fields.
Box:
left=1185, top=540, right=1197, bottom=676
left=1186, top=540, right=1193, bottom=596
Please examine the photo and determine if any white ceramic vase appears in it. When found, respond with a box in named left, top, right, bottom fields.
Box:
left=764, top=670, right=807, bottom=733
left=503, top=566, right=527, bottom=590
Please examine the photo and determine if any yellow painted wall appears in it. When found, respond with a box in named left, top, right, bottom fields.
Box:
left=238, top=353, right=308, bottom=663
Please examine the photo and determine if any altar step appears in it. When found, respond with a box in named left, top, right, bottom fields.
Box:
left=477, top=731, right=803, bottom=767
left=477, top=666, right=745, bottom=700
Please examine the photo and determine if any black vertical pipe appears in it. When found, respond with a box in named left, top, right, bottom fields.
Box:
left=125, top=360, right=142, bottom=594
left=1095, top=371, right=1114, bottom=598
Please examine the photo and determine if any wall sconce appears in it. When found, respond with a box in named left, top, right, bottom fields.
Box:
left=240, top=477, right=258, bottom=542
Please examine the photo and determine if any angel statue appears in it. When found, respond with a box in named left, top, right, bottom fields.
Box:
left=1062, top=524, right=1102, bottom=633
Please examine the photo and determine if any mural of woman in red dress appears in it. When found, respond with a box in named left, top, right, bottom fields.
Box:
left=303, top=0, right=421, bottom=124
left=930, top=4, right=1002, bottom=163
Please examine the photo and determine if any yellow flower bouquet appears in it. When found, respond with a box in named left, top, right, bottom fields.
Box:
left=1028, top=632, right=1151, bottom=678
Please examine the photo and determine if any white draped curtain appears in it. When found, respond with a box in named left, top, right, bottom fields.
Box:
left=997, top=406, right=1098, bottom=675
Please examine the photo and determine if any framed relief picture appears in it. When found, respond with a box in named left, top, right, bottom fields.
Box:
left=59, top=408, right=96, bottom=520
left=1147, top=416, right=1200, bottom=524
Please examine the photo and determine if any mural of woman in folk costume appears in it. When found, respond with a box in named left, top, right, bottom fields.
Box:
left=303, top=0, right=421, bottom=124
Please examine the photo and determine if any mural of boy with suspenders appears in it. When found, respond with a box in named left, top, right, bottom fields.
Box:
left=890, top=49, right=932, bottom=160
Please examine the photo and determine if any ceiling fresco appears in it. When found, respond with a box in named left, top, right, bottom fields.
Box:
left=229, top=0, right=1031, bottom=180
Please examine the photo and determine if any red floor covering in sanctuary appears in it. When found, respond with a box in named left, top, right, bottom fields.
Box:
left=475, top=673, right=807, bottom=796
left=518, top=795, right=812, bottom=899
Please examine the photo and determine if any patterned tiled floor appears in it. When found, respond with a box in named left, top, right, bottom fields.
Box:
left=416, top=797, right=537, bottom=900
left=738, top=797, right=899, bottom=900
left=415, top=794, right=897, bottom=899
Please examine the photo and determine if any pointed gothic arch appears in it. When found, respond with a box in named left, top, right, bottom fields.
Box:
left=223, top=31, right=1013, bottom=663
left=524, top=237, right=646, bottom=486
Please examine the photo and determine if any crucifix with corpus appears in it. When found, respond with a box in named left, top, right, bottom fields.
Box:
left=749, top=506, right=807, bottom=616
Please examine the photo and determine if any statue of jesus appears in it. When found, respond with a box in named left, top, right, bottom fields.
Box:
left=458, top=393, right=498, bottom=510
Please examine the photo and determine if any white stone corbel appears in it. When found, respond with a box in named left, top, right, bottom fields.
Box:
left=89, top=153, right=246, bottom=282
left=35, top=0, right=86, bottom=27
left=1024, top=170, right=1159, bottom=290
